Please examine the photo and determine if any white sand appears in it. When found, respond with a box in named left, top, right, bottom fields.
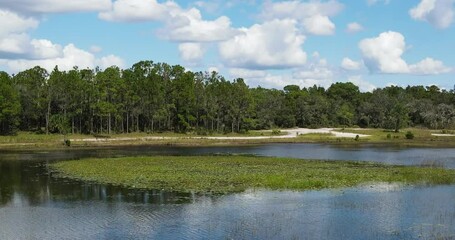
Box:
left=70, top=128, right=369, bottom=142
left=431, top=134, right=455, bottom=137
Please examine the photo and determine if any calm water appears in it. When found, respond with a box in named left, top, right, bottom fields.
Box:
left=1, top=144, right=455, bottom=239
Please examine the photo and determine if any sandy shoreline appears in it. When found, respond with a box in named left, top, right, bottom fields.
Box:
left=69, top=128, right=370, bottom=143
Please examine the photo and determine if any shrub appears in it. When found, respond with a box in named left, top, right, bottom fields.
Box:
left=272, top=129, right=281, bottom=135
left=64, top=139, right=71, bottom=147
left=386, top=133, right=391, bottom=139
left=355, top=135, right=359, bottom=141
left=405, top=131, right=414, bottom=140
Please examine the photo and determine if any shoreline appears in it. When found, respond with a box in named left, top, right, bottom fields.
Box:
left=1, top=128, right=454, bottom=150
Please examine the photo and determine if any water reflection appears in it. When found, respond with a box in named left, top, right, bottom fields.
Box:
left=1, top=145, right=455, bottom=239
left=1, top=183, right=454, bottom=239
left=0, top=160, right=200, bottom=206
left=1, top=143, right=455, bottom=167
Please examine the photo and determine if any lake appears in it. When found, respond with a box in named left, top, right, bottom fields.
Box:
left=1, top=143, right=454, bottom=239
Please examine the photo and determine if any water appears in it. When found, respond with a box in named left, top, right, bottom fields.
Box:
left=1, top=144, right=455, bottom=239
left=1, top=143, right=455, bottom=167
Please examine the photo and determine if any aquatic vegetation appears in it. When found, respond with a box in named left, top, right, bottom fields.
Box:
left=51, top=156, right=455, bottom=193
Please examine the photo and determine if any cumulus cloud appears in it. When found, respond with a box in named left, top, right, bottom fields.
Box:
left=159, top=9, right=239, bottom=42
left=239, top=53, right=335, bottom=89
left=409, top=57, right=452, bottom=74
left=346, top=22, right=364, bottom=33
left=0, top=34, right=63, bottom=60
left=0, top=1, right=123, bottom=73
left=2, top=44, right=124, bottom=72
left=341, top=58, right=362, bottom=70
left=0, top=10, right=42, bottom=58
left=348, top=75, right=376, bottom=92
left=260, top=0, right=343, bottom=35
left=97, top=54, right=125, bottom=69
left=219, top=19, right=307, bottom=69
left=99, top=0, right=175, bottom=22
left=229, top=68, right=268, bottom=79
left=0, top=9, right=38, bottom=37
left=302, top=15, right=335, bottom=35
left=0, top=0, right=111, bottom=14
left=100, top=0, right=238, bottom=42
left=409, top=0, right=454, bottom=29
left=252, top=71, right=334, bottom=89
left=359, top=31, right=410, bottom=74
left=178, top=42, right=205, bottom=62
left=292, top=54, right=333, bottom=82
left=359, top=31, right=451, bottom=75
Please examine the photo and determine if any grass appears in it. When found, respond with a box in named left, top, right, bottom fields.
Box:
left=51, top=155, right=455, bottom=194
left=2, top=128, right=455, bottom=149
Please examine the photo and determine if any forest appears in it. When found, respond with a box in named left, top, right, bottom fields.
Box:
left=1, top=60, right=454, bottom=136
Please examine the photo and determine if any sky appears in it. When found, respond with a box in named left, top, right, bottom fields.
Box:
left=0, top=0, right=454, bottom=92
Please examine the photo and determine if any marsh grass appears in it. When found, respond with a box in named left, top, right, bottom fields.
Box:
left=51, top=156, right=455, bottom=193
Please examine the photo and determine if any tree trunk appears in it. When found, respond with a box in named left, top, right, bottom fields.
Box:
left=46, top=100, right=50, bottom=135
left=395, top=118, right=400, bottom=133
left=108, top=113, right=111, bottom=135
left=152, top=117, right=154, bottom=133
left=136, top=116, right=139, bottom=132
left=126, top=112, right=129, bottom=133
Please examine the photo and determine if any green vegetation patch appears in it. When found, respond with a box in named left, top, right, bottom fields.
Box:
left=51, top=156, right=455, bottom=193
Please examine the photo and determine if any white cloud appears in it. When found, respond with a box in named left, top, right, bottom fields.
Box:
left=178, top=42, right=205, bottom=62
left=302, top=15, right=335, bottom=35
left=346, top=22, right=364, bottom=33
left=229, top=68, right=267, bottom=79
left=253, top=71, right=334, bottom=90
left=0, top=2, right=124, bottom=73
left=99, top=0, right=175, bottom=22
left=100, top=0, right=238, bottom=42
left=348, top=75, right=376, bottom=92
left=2, top=44, right=124, bottom=72
left=160, top=9, right=239, bottom=42
left=194, top=1, right=222, bottom=14
left=0, top=0, right=111, bottom=14
left=359, top=31, right=451, bottom=75
left=0, top=9, right=38, bottom=37
left=0, top=34, right=62, bottom=60
left=97, top=54, right=125, bottom=69
left=260, top=0, right=343, bottom=35
left=0, top=34, right=30, bottom=56
left=0, top=9, right=43, bottom=58
left=29, top=39, right=62, bottom=59
left=409, top=57, right=452, bottom=74
left=292, top=54, right=333, bottom=81
left=341, top=58, right=362, bottom=70
left=409, top=0, right=454, bottom=29
left=219, top=19, right=307, bottom=69
left=359, top=31, right=410, bottom=74
left=242, top=53, right=334, bottom=89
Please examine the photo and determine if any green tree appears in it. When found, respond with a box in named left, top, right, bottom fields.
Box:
left=13, top=66, right=48, bottom=132
left=0, top=72, right=21, bottom=135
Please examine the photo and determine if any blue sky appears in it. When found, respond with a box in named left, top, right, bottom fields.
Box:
left=0, top=0, right=454, bottom=91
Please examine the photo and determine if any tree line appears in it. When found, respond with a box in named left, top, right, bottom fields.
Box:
left=1, top=60, right=455, bottom=135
